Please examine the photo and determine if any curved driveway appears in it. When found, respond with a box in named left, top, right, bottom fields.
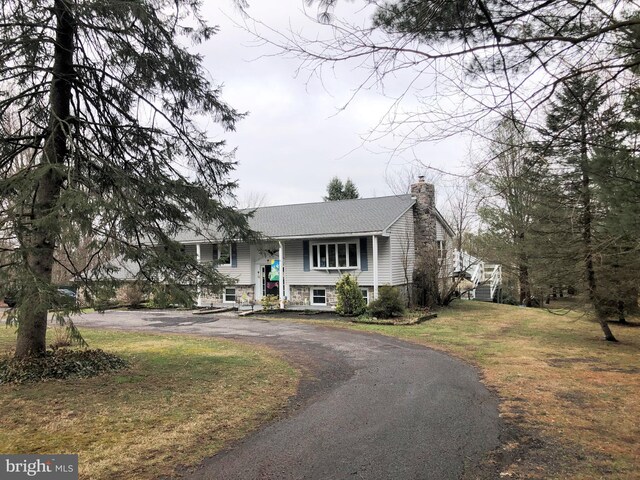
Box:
left=75, top=311, right=501, bottom=480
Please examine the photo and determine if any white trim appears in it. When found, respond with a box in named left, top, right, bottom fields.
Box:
left=223, top=287, right=236, bottom=304
left=361, top=288, right=369, bottom=305
left=267, top=231, right=387, bottom=241
left=178, top=231, right=387, bottom=244
left=196, top=243, right=202, bottom=307
left=435, top=209, right=455, bottom=237
left=279, top=241, right=285, bottom=309
left=311, top=241, right=359, bottom=270
left=215, top=243, right=232, bottom=266
left=310, top=287, right=327, bottom=306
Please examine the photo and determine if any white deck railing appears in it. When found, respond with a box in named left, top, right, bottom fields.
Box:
left=452, top=250, right=501, bottom=301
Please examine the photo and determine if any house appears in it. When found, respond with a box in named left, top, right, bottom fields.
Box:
left=174, top=177, right=456, bottom=307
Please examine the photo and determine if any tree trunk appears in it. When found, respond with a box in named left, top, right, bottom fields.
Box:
left=518, top=263, right=530, bottom=305
left=579, top=120, right=617, bottom=342
left=515, top=232, right=531, bottom=305
left=14, top=0, right=74, bottom=359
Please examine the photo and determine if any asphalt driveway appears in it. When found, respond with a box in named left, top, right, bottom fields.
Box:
left=75, top=310, right=501, bottom=480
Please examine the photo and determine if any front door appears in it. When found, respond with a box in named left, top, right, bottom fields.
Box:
left=262, top=264, right=280, bottom=297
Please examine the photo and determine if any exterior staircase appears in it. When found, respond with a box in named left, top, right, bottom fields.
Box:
left=452, top=252, right=502, bottom=302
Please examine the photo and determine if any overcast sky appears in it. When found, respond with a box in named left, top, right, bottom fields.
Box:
left=196, top=1, right=469, bottom=208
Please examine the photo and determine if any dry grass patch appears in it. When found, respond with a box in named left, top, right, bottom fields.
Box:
left=282, top=301, right=640, bottom=479
left=0, top=327, right=299, bottom=479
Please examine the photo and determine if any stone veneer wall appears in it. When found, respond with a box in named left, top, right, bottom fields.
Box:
left=410, top=179, right=437, bottom=252
left=288, top=285, right=337, bottom=307
left=199, top=285, right=255, bottom=307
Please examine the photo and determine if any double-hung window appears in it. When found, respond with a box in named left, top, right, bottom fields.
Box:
left=360, top=289, right=369, bottom=305
left=311, top=288, right=327, bottom=305
left=213, top=244, right=232, bottom=266
left=223, top=287, right=236, bottom=303
left=311, top=242, right=358, bottom=269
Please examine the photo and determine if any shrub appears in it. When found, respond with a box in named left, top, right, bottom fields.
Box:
left=90, top=284, right=118, bottom=311
left=261, top=294, right=280, bottom=311
left=335, top=274, right=367, bottom=316
left=49, top=326, right=73, bottom=350
left=367, top=285, right=405, bottom=319
left=116, top=283, right=145, bottom=307
left=149, top=285, right=193, bottom=309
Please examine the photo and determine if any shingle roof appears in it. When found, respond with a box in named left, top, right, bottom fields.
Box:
left=175, top=194, right=416, bottom=242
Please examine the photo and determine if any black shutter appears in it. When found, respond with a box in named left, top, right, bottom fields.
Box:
left=231, top=243, right=238, bottom=268
left=303, top=240, right=310, bottom=272
left=360, top=237, right=368, bottom=271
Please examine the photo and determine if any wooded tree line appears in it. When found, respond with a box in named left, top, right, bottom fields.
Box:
left=296, top=1, right=640, bottom=341
left=3, top=0, right=640, bottom=359
left=471, top=74, right=640, bottom=342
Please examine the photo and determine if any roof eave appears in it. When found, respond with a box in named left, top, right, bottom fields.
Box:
left=178, top=231, right=387, bottom=244
left=381, top=200, right=416, bottom=236
left=434, top=209, right=455, bottom=237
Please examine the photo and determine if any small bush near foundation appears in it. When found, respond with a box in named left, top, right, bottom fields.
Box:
left=261, top=294, right=279, bottom=311
left=0, top=349, right=128, bottom=384
left=117, top=283, right=146, bottom=307
left=335, top=274, right=366, bottom=316
left=149, top=285, right=193, bottom=309
left=367, top=286, right=405, bottom=319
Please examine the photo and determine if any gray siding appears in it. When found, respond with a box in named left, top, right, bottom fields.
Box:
left=220, top=243, right=252, bottom=284
left=389, top=209, right=415, bottom=285
left=435, top=218, right=455, bottom=275
left=190, top=242, right=253, bottom=285
left=283, top=236, right=390, bottom=287
left=183, top=244, right=197, bottom=259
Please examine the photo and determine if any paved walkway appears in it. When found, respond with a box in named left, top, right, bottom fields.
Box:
left=75, top=310, right=501, bottom=480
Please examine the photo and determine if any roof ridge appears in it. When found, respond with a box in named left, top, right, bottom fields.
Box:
left=243, top=193, right=413, bottom=212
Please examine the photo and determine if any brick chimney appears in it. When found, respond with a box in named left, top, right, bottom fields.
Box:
left=410, top=176, right=437, bottom=252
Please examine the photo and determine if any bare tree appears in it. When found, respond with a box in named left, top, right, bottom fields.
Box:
left=445, top=180, right=476, bottom=254
left=236, top=191, right=270, bottom=209
left=252, top=1, right=640, bottom=155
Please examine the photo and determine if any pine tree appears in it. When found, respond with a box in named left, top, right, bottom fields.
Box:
left=342, top=179, right=359, bottom=199
left=324, top=177, right=345, bottom=201
left=543, top=74, right=620, bottom=341
left=0, top=0, right=254, bottom=358
left=323, top=177, right=359, bottom=200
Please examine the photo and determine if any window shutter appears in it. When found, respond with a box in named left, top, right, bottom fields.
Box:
left=212, top=244, right=218, bottom=260
left=303, top=240, right=310, bottom=271
left=360, top=237, right=368, bottom=271
left=231, top=243, right=238, bottom=268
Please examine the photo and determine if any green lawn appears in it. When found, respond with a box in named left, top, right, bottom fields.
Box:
left=263, top=301, right=640, bottom=480
left=0, top=327, right=299, bottom=479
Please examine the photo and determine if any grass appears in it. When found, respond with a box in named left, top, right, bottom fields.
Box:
left=0, top=327, right=299, bottom=479
left=265, top=301, right=640, bottom=479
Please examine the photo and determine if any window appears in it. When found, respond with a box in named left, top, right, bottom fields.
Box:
left=437, top=240, right=446, bottom=259
left=360, top=289, right=369, bottom=305
left=311, top=288, right=327, bottom=305
left=213, top=244, right=232, bottom=266
left=311, top=242, right=359, bottom=269
left=223, top=287, right=236, bottom=303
